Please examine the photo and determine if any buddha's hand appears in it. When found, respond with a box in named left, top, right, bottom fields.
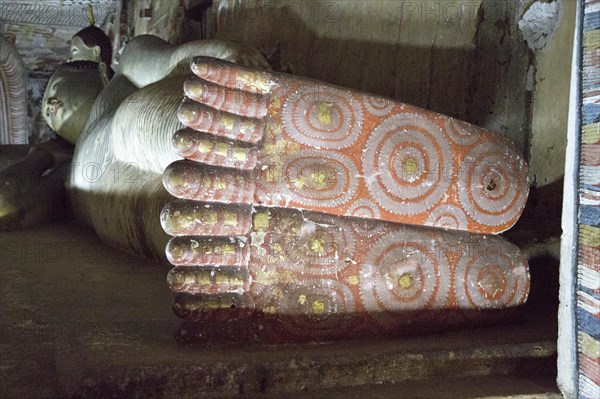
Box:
left=0, top=148, right=68, bottom=230
left=160, top=201, right=530, bottom=329
left=164, top=57, right=529, bottom=234
left=213, top=41, right=271, bottom=69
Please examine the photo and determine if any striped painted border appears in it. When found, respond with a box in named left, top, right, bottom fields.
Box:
left=577, top=1, right=600, bottom=398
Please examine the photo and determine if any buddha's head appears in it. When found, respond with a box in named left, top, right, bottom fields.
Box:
left=42, top=61, right=105, bottom=144
left=69, top=25, right=112, bottom=67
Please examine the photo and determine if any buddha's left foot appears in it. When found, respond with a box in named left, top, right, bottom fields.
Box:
left=161, top=203, right=530, bottom=333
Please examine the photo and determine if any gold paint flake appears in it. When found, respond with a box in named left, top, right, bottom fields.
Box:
left=223, top=211, right=238, bottom=226
left=310, top=171, right=328, bottom=189
left=177, top=215, right=192, bottom=229
left=214, top=274, right=230, bottom=284
left=255, top=271, right=275, bottom=284
left=264, top=306, right=277, bottom=314
left=196, top=273, right=212, bottom=285
left=202, top=244, right=213, bottom=255
left=271, top=98, right=281, bottom=110
left=317, top=102, right=333, bottom=125
left=403, top=157, right=418, bottom=174
left=220, top=114, right=235, bottom=130
left=215, top=142, right=229, bottom=157
left=399, top=273, right=414, bottom=289
left=222, top=243, right=236, bottom=255
left=197, top=139, right=212, bottom=153
left=253, top=211, right=270, bottom=231
left=214, top=177, right=227, bottom=189
left=298, top=294, right=307, bottom=305
left=311, top=300, right=326, bottom=314
left=202, top=210, right=218, bottom=225
left=293, top=176, right=307, bottom=189
left=237, top=72, right=271, bottom=93
left=169, top=243, right=185, bottom=259
left=233, top=148, right=248, bottom=161
left=265, top=166, right=282, bottom=183
left=310, top=237, right=326, bottom=254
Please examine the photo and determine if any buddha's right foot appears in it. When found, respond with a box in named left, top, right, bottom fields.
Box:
left=163, top=57, right=529, bottom=234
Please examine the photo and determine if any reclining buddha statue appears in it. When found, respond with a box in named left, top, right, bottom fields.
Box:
left=0, top=24, right=530, bottom=341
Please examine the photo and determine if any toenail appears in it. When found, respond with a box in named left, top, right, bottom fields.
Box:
left=165, top=168, right=186, bottom=188
left=178, top=101, right=198, bottom=124
left=186, top=80, right=203, bottom=98
left=175, top=134, right=195, bottom=152
left=193, top=62, right=209, bottom=76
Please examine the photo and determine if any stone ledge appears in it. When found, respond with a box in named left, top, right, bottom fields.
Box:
left=54, top=322, right=557, bottom=398
left=0, top=223, right=559, bottom=399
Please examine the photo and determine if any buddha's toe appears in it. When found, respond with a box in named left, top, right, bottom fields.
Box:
left=172, top=292, right=253, bottom=321
left=184, top=76, right=269, bottom=119
left=166, top=235, right=249, bottom=267
left=167, top=266, right=250, bottom=295
left=171, top=128, right=257, bottom=170
left=178, top=98, right=264, bottom=144
left=160, top=199, right=252, bottom=236
left=163, top=160, right=255, bottom=204
left=191, top=56, right=274, bottom=95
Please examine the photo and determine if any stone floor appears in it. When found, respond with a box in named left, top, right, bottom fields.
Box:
left=0, top=222, right=562, bottom=398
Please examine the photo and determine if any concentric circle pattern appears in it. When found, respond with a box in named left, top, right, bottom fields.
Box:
left=252, top=279, right=357, bottom=338
left=362, top=113, right=454, bottom=216
left=349, top=217, right=388, bottom=239
left=453, top=240, right=529, bottom=309
left=281, top=85, right=363, bottom=149
left=425, top=204, right=469, bottom=230
left=345, top=199, right=387, bottom=239
left=281, top=214, right=356, bottom=276
left=282, top=150, right=359, bottom=208
left=345, top=199, right=381, bottom=219
left=457, top=140, right=528, bottom=228
left=442, top=116, right=482, bottom=146
left=362, top=95, right=395, bottom=117
left=358, top=230, right=451, bottom=327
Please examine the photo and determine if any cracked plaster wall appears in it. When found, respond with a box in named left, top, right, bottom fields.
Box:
left=528, top=0, right=576, bottom=187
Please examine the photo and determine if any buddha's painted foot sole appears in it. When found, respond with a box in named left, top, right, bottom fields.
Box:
left=164, top=57, right=529, bottom=234
left=160, top=57, right=531, bottom=336
left=163, top=207, right=529, bottom=336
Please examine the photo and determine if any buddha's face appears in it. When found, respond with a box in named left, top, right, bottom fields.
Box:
left=69, top=36, right=101, bottom=62
left=42, top=66, right=104, bottom=144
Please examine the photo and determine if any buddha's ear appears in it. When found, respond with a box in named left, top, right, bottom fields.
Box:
left=91, top=44, right=101, bottom=62
left=98, top=62, right=109, bottom=87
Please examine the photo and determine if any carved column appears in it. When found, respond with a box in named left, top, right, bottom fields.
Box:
left=0, top=35, right=28, bottom=144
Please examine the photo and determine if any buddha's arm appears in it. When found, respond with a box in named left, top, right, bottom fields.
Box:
left=116, top=35, right=269, bottom=88
left=81, top=74, right=138, bottom=139
left=170, top=39, right=270, bottom=71
left=67, top=76, right=186, bottom=257
left=109, top=75, right=185, bottom=174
